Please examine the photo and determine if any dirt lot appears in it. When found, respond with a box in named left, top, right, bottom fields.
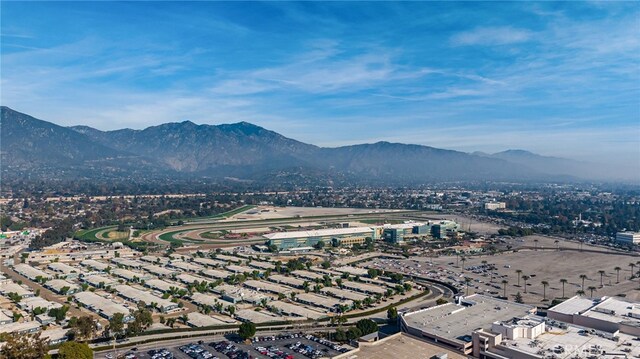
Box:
left=389, top=235, right=640, bottom=306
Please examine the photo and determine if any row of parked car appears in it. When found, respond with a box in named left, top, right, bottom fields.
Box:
left=285, top=342, right=324, bottom=359
left=179, top=343, right=218, bottom=359
left=147, top=348, right=174, bottom=359
left=210, top=340, right=252, bottom=359
left=303, top=334, right=349, bottom=354
left=255, top=345, right=295, bottom=359
left=251, top=333, right=304, bottom=343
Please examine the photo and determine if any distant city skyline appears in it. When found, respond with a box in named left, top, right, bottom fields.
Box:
left=1, top=2, right=639, bottom=166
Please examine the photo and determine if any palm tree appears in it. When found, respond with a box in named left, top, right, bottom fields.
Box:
left=560, top=278, right=568, bottom=298
left=579, top=274, right=588, bottom=291
left=598, top=270, right=605, bottom=288
left=629, top=263, right=636, bottom=279
left=541, top=281, right=549, bottom=301
left=614, top=267, right=622, bottom=283
left=576, top=289, right=585, bottom=296
left=464, top=277, right=472, bottom=296
left=516, top=269, right=523, bottom=287
left=522, top=275, right=531, bottom=293
left=588, top=286, right=597, bottom=297
left=461, top=257, right=467, bottom=272
left=501, top=280, right=508, bottom=298
left=533, top=239, right=539, bottom=251
left=554, top=240, right=560, bottom=251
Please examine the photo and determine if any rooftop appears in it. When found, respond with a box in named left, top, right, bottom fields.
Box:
left=402, top=294, right=535, bottom=345
left=263, top=227, right=375, bottom=240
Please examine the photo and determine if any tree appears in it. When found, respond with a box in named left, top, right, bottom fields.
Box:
left=541, top=281, right=549, bottom=301
left=334, top=328, right=347, bottom=342
left=367, top=268, right=379, bottom=279
left=630, top=263, right=636, bottom=279
left=464, top=277, right=473, bottom=295
left=355, top=319, right=378, bottom=336
left=314, top=240, right=325, bottom=250
left=598, top=270, right=605, bottom=288
left=501, top=280, right=509, bottom=298
left=58, top=341, right=93, bottom=359
left=109, top=312, right=125, bottom=339
left=127, top=309, right=153, bottom=336
left=514, top=292, right=524, bottom=304
left=48, top=305, right=69, bottom=322
left=588, top=286, right=597, bottom=297
left=0, top=332, right=48, bottom=359
left=73, top=316, right=97, bottom=341
left=560, top=278, right=568, bottom=298
left=614, top=266, right=622, bottom=283
left=522, top=275, right=530, bottom=293
left=387, top=307, right=398, bottom=323
left=346, top=326, right=362, bottom=340
left=238, top=321, right=257, bottom=340
left=579, top=274, right=588, bottom=291
left=515, top=269, right=523, bottom=287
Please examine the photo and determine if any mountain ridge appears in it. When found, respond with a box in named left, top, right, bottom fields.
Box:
left=1, top=106, right=594, bottom=184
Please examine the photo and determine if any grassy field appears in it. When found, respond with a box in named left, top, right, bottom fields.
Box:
left=200, top=231, right=222, bottom=239
left=76, top=226, right=116, bottom=241
left=104, top=230, right=129, bottom=240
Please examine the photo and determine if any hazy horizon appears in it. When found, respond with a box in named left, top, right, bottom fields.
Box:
left=2, top=2, right=639, bottom=169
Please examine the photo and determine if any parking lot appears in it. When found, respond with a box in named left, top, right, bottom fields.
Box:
left=109, top=333, right=349, bottom=359
left=360, top=235, right=640, bottom=305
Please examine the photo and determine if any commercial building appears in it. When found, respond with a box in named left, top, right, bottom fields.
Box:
left=0, top=321, right=41, bottom=335
left=80, top=259, right=110, bottom=271
left=616, top=232, right=640, bottom=245
left=548, top=295, right=640, bottom=336
left=235, top=309, right=283, bottom=324
left=430, top=220, right=460, bottom=239
left=114, top=285, right=179, bottom=313
left=112, top=268, right=150, bottom=282
left=473, top=316, right=640, bottom=359
left=294, top=292, right=352, bottom=312
left=142, top=264, right=175, bottom=277
left=243, top=280, right=293, bottom=296
left=13, top=264, right=51, bottom=281
left=47, top=262, right=80, bottom=278
left=268, top=274, right=306, bottom=289
left=400, top=295, right=535, bottom=355
left=213, top=284, right=268, bottom=305
left=169, top=261, right=203, bottom=273
left=0, top=280, right=35, bottom=298
left=264, top=227, right=377, bottom=250
left=484, top=202, right=506, bottom=211
left=18, top=296, right=62, bottom=312
left=192, top=257, right=226, bottom=268
left=144, top=279, right=186, bottom=293
left=82, top=274, right=116, bottom=288
left=186, top=312, right=229, bottom=327
left=44, top=279, right=80, bottom=295
left=269, top=300, right=325, bottom=320
left=190, top=292, right=225, bottom=308
left=74, top=292, right=133, bottom=322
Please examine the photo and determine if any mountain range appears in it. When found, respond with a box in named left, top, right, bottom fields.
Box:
left=0, top=106, right=608, bottom=185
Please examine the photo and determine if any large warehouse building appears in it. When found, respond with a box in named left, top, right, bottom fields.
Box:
left=264, top=227, right=377, bottom=250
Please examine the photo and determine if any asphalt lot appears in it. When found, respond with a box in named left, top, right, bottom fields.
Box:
left=110, top=334, right=347, bottom=359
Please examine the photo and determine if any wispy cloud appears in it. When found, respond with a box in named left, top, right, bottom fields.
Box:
left=450, top=26, right=533, bottom=46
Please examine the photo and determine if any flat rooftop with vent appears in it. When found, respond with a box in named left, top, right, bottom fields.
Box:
left=400, top=294, right=536, bottom=354
left=475, top=316, right=640, bottom=359
left=548, top=295, right=640, bottom=336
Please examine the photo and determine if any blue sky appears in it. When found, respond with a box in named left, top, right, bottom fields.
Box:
left=2, top=1, right=639, bottom=167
